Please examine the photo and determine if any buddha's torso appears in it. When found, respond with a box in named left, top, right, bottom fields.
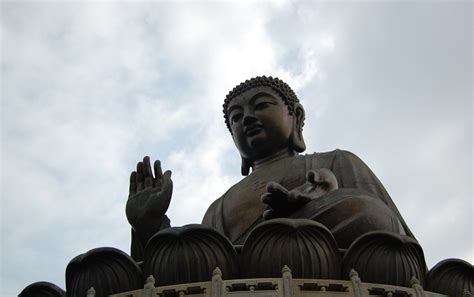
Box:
left=222, top=154, right=308, bottom=243
left=202, top=149, right=411, bottom=246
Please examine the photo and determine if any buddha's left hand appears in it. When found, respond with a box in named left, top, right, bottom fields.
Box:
left=261, top=168, right=338, bottom=220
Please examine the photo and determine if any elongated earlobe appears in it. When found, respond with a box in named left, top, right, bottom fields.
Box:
left=241, top=157, right=251, bottom=176
left=291, top=103, right=306, bottom=152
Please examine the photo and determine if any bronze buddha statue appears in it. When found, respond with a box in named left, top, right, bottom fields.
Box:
left=126, top=76, right=414, bottom=259
left=20, top=76, right=472, bottom=296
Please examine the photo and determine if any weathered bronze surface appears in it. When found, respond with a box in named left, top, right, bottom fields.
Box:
left=19, top=281, right=66, bottom=297
left=341, top=230, right=427, bottom=287
left=123, top=76, right=453, bottom=290
left=143, top=224, right=239, bottom=286
left=126, top=76, right=413, bottom=252
left=20, top=76, right=473, bottom=296
left=240, top=218, right=341, bottom=279
left=65, top=247, right=143, bottom=297
left=425, top=259, right=474, bottom=297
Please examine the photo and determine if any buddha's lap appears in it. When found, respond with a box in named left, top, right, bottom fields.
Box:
left=290, top=188, right=405, bottom=249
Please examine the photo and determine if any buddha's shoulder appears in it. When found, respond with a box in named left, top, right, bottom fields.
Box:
left=202, top=179, right=247, bottom=224
left=202, top=194, right=224, bottom=225
left=307, top=149, right=360, bottom=163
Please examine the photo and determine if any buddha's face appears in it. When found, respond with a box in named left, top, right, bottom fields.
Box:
left=227, top=86, right=293, bottom=161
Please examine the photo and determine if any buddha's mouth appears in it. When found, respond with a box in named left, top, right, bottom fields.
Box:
left=245, top=124, right=263, bottom=136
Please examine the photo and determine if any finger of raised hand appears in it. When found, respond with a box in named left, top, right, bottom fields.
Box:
left=153, top=160, right=163, bottom=188
left=154, top=160, right=163, bottom=179
left=143, top=156, right=153, bottom=178
left=136, top=161, right=144, bottom=191
left=159, top=170, right=173, bottom=212
left=161, top=170, right=172, bottom=192
left=129, top=171, right=137, bottom=195
left=143, top=156, right=153, bottom=188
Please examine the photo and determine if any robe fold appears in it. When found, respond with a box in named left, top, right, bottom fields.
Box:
left=202, top=149, right=413, bottom=247
left=131, top=149, right=414, bottom=261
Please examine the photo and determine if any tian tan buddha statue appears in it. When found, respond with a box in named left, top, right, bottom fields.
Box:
left=20, top=76, right=472, bottom=297
left=126, top=76, right=412, bottom=256
left=122, top=76, right=471, bottom=295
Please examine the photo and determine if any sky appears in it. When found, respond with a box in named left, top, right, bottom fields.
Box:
left=0, top=1, right=472, bottom=296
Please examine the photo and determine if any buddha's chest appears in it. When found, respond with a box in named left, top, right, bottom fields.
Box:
left=222, top=156, right=307, bottom=242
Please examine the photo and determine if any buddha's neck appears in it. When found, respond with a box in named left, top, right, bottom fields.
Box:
left=252, top=148, right=297, bottom=171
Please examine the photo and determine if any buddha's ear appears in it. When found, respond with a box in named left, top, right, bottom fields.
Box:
left=241, top=157, right=251, bottom=176
left=291, top=103, right=306, bottom=153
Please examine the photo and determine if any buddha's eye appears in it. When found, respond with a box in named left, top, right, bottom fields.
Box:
left=254, top=101, right=272, bottom=110
left=231, top=113, right=243, bottom=124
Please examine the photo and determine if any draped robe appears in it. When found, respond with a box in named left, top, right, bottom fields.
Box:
left=202, top=149, right=412, bottom=248
left=132, top=149, right=413, bottom=261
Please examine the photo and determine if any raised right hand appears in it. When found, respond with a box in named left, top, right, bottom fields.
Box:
left=126, top=156, right=173, bottom=236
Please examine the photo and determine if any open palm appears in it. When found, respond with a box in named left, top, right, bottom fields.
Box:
left=126, top=156, right=173, bottom=236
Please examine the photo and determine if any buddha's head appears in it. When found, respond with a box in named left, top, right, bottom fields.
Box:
left=223, top=76, right=306, bottom=175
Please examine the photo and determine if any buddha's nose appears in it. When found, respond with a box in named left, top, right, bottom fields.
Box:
left=243, top=112, right=258, bottom=126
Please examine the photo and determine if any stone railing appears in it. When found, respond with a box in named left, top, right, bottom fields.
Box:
left=107, top=267, right=449, bottom=297
left=19, top=222, right=473, bottom=297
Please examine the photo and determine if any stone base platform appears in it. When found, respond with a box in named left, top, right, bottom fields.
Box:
left=109, top=268, right=446, bottom=297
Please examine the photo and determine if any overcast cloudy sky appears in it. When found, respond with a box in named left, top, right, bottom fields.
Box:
left=1, top=1, right=472, bottom=296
